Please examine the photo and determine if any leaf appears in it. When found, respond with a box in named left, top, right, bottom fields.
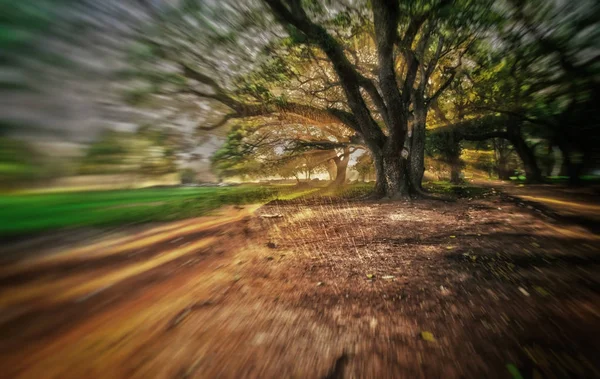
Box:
left=421, top=331, right=435, bottom=342
left=366, top=274, right=375, bottom=279
left=506, top=364, right=524, bottom=379
left=446, top=246, right=453, bottom=250
left=382, top=275, right=395, bottom=280
left=534, top=286, right=549, bottom=296
left=450, top=235, right=456, bottom=238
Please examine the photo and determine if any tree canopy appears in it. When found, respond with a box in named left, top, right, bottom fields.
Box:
left=96, top=0, right=600, bottom=190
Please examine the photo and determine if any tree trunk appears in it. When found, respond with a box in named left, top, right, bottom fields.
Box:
left=450, top=162, right=461, bottom=184
left=329, top=147, right=350, bottom=187
left=550, top=146, right=562, bottom=177
left=380, top=153, right=410, bottom=199
left=331, top=159, right=348, bottom=186
left=507, top=118, right=542, bottom=182
left=368, top=141, right=413, bottom=199
left=326, top=160, right=336, bottom=181
left=408, top=102, right=427, bottom=190
left=497, top=157, right=512, bottom=180
left=373, top=151, right=387, bottom=197
left=448, top=132, right=462, bottom=184
left=556, top=142, right=582, bottom=185
left=509, top=135, right=542, bottom=182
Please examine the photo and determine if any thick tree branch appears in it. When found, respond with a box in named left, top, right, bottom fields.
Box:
left=181, top=62, right=220, bottom=90
left=372, top=0, right=408, bottom=150
left=423, top=36, right=444, bottom=84
left=397, top=0, right=453, bottom=103
left=473, top=106, right=552, bottom=127
left=426, top=40, right=472, bottom=104
left=357, top=74, right=389, bottom=125
left=183, top=60, right=363, bottom=132
left=197, top=113, right=241, bottom=131
left=295, top=140, right=355, bottom=150
left=263, top=0, right=387, bottom=147
left=398, top=0, right=451, bottom=48
left=427, top=71, right=456, bottom=104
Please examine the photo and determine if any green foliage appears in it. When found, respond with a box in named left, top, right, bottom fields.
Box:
left=211, top=120, right=338, bottom=181
left=462, top=149, right=495, bottom=174
left=423, top=181, right=493, bottom=198
left=79, top=131, right=132, bottom=174
left=426, top=130, right=460, bottom=161
left=0, top=0, right=82, bottom=92
left=180, top=168, right=197, bottom=184
left=80, top=128, right=177, bottom=176
left=211, top=124, right=260, bottom=179
left=0, top=137, right=44, bottom=183
left=124, top=0, right=599, bottom=185
left=353, top=152, right=375, bottom=181
left=332, top=182, right=374, bottom=199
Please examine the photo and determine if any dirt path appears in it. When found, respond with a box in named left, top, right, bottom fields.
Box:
left=0, top=195, right=599, bottom=378
left=471, top=179, right=600, bottom=227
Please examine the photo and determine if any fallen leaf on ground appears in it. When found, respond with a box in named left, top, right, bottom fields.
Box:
left=506, top=364, right=524, bottom=379
left=420, top=331, right=435, bottom=342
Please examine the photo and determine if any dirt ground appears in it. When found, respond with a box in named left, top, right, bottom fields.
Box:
left=0, top=190, right=599, bottom=378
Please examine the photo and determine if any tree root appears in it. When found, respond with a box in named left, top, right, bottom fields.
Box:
left=410, top=186, right=456, bottom=202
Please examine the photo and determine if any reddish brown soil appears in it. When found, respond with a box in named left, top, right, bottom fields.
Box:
left=0, top=195, right=599, bottom=378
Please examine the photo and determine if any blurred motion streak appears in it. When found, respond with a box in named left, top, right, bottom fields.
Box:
left=0, top=0, right=599, bottom=378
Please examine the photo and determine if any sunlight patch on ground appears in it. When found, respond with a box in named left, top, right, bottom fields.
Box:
left=0, top=205, right=260, bottom=276
left=0, top=237, right=217, bottom=307
left=519, top=195, right=600, bottom=212
left=537, top=223, right=600, bottom=241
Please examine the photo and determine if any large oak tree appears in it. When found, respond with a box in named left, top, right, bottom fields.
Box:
left=133, top=0, right=491, bottom=198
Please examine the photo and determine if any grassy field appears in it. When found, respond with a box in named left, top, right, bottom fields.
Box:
left=0, top=181, right=502, bottom=238
left=0, top=185, right=300, bottom=237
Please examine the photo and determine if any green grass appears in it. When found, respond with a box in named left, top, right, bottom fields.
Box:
left=423, top=181, right=493, bottom=198
left=332, top=182, right=375, bottom=199
left=0, top=185, right=297, bottom=237
left=507, top=175, right=600, bottom=184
